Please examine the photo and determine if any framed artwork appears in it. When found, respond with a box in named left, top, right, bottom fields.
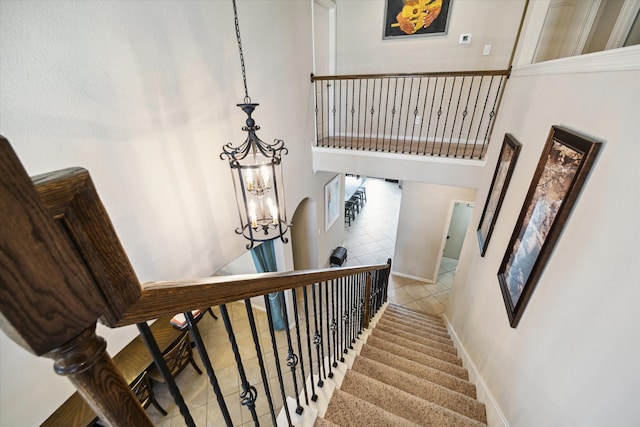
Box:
left=498, top=126, right=602, bottom=327
left=383, top=0, right=452, bottom=39
left=477, top=134, right=522, bottom=257
left=325, top=174, right=341, bottom=231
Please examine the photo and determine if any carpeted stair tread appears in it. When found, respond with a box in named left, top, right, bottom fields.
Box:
left=372, top=327, right=457, bottom=356
left=378, top=317, right=452, bottom=340
left=359, top=345, right=476, bottom=397
left=366, top=335, right=469, bottom=380
left=340, top=370, right=486, bottom=426
left=376, top=322, right=453, bottom=347
left=369, top=331, right=462, bottom=366
left=352, top=356, right=487, bottom=423
left=381, top=312, right=449, bottom=334
left=383, top=310, right=448, bottom=332
left=387, top=303, right=447, bottom=324
left=314, top=417, right=341, bottom=427
left=324, top=389, right=421, bottom=427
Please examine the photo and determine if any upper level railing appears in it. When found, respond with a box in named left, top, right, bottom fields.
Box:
left=311, top=69, right=510, bottom=160
left=0, top=136, right=391, bottom=427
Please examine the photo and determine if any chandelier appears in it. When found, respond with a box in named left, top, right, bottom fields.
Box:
left=220, top=0, right=289, bottom=250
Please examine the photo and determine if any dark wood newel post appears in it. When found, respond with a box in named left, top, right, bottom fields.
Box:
left=45, top=324, right=153, bottom=427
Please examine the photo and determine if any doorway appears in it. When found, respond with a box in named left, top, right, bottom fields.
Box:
left=435, top=200, right=474, bottom=285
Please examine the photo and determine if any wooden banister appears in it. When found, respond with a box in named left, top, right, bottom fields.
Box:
left=0, top=135, right=393, bottom=425
left=116, top=264, right=388, bottom=326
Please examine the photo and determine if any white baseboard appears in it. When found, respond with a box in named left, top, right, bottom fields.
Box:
left=442, top=313, right=510, bottom=427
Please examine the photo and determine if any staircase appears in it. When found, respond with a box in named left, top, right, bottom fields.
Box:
left=314, top=302, right=486, bottom=427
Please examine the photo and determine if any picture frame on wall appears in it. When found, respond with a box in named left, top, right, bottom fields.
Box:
left=383, top=0, right=452, bottom=39
left=325, top=174, right=341, bottom=231
left=477, top=134, right=522, bottom=257
left=497, top=126, right=602, bottom=328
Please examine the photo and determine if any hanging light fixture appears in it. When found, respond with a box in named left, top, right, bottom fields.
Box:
left=221, top=0, right=289, bottom=250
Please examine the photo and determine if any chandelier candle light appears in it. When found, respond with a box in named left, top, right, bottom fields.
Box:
left=221, top=0, right=289, bottom=250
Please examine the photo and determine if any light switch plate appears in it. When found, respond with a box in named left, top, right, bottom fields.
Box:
left=459, top=33, right=472, bottom=45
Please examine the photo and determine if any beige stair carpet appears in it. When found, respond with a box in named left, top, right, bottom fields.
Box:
left=318, top=303, right=486, bottom=426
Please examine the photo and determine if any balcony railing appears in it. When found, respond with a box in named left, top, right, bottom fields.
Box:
left=311, top=70, right=510, bottom=160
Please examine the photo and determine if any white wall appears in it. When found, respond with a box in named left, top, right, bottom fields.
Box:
left=336, top=0, right=527, bottom=74
left=394, top=182, right=476, bottom=282
left=446, top=48, right=640, bottom=426
left=0, top=1, right=345, bottom=425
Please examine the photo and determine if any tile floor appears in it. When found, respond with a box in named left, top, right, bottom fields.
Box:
left=147, top=177, right=458, bottom=426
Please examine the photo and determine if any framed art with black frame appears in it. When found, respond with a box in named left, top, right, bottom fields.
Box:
left=497, top=126, right=602, bottom=327
left=383, top=0, right=452, bottom=39
left=477, top=134, right=521, bottom=257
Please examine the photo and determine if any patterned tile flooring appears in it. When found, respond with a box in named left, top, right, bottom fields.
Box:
left=147, top=177, right=458, bottom=426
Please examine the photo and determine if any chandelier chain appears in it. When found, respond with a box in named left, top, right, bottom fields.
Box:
left=232, top=0, right=251, bottom=104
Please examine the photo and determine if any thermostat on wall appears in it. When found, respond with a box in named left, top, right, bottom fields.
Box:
left=459, top=33, right=472, bottom=45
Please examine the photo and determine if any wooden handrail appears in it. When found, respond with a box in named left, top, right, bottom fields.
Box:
left=115, top=263, right=388, bottom=326
left=310, top=69, right=510, bottom=82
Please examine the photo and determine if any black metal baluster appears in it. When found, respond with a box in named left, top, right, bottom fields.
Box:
left=243, top=299, right=278, bottom=426
left=438, top=77, right=456, bottom=156
left=331, top=278, right=339, bottom=368
left=389, top=78, right=399, bottom=153
left=369, top=79, right=377, bottom=151
left=346, top=275, right=353, bottom=350
left=350, top=275, right=357, bottom=347
left=381, top=78, right=391, bottom=152
left=409, top=78, right=422, bottom=154
left=302, top=285, right=318, bottom=401
left=396, top=79, right=413, bottom=153
left=319, top=281, right=327, bottom=379
left=137, top=322, right=195, bottom=427
left=350, top=80, right=355, bottom=148
left=278, top=292, right=304, bottom=415
left=184, top=312, right=233, bottom=427
left=338, top=276, right=345, bottom=362
left=425, top=77, right=439, bottom=155
left=359, top=274, right=366, bottom=334
left=474, top=76, right=495, bottom=156
left=341, top=277, right=351, bottom=354
left=432, top=77, right=447, bottom=155
left=447, top=76, right=466, bottom=157
left=338, top=80, right=342, bottom=148
left=418, top=77, right=431, bottom=155
left=219, top=305, right=260, bottom=425
left=262, top=296, right=293, bottom=426
left=481, top=75, right=505, bottom=158
left=456, top=76, right=475, bottom=158
left=375, top=78, right=384, bottom=151
left=324, top=279, right=334, bottom=379
left=290, top=288, right=310, bottom=406
left=464, top=76, right=484, bottom=159
left=314, top=81, right=320, bottom=146
left=318, top=80, right=324, bottom=145
left=362, top=79, right=368, bottom=151
left=310, top=283, right=324, bottom=387
left=330, top=79, right=335, bottom=148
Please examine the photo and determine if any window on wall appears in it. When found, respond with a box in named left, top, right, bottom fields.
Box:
left=534, top=0, right=640, bottom=63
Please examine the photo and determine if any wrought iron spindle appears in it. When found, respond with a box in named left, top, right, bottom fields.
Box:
left=290, top=288, right=310, bottom=405
left=358, top=274, right=366, bottom=334
left=464, top=75, right=485, bottom=157
left=369, top=79, right=377, bottom=151
left=362, top=79, right=368, bottom=151
left=389, top=78, right=399, bottom=153
left=473, top=76, right=495, bottom=153
left=333, top=80, right=338, bottom=148
left=317, top=282, right=327, bottom=380
left=331, top=279, right=340, bottom=368
left=343, top=276, right=351, bottom=354
left=346, top=275, right=353, bottom=350
left=375, top=79, right=383, bottom=151
left=219, top=305, right=260, bottom=425
left=425, top=77, right=439, bottom=155
left=408, top=77, right=422, bottom=154
left=318, top=81, right=324, bottom=144
left=137, top=322, right=195, bottom=427
left=350, top=275, right=357, bottom=346
left=417, top=77, right=431, bottom=154
left=381, top=78, right=391, bottom=152
left=323, top=279, right=334, bottom=378
left=277, top=292, right=304, bottom=415
left=446, top=76, right=466, bottom=157
left=311, top=283, right=324, bottom=387
left=456, top=76, right=474, bottom=158
left=437, top=77, right=456, bottom=156
left=243, top=299, right=278, bottom=426
left=432, top=77, right=447, bottom=155
left=262, top=296, right=293, bottom=427
left=184, top=311, right=233, bottom=427
left=481, top=75, right=505, bottom=157
left=302, top=285, right=318, bottom=401
left=400, top=77, right=412, bottom=153
left=350, top=80, right=355, bottom=148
